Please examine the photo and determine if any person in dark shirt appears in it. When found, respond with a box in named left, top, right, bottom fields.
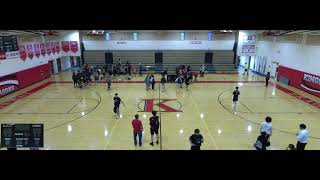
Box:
left=232, top=87, right=240, bottom=111
left=254, top=132, right=268, bottom=150
left=286, top=144, right=296, bottom=150
left=185, top=75, right=190, bottom=91
left=113, top=93, right=125, bottom=119
left=149, top=111, right=160, bottom=146
left=72, top=72, right=77, bottom=88
left=160, top=75, right=166, bottom=92
left=107, top=75, right=112, bottom=90
left=189, top=129, right=203, bottom=150
left=113, top=65, right=117, bottom=77
left=266, top=72, right=270, bottom=86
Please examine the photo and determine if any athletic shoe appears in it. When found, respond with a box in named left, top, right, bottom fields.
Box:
left=156, top=141, right=159, bottom=145
left=150, top=142, right=154, bottom=146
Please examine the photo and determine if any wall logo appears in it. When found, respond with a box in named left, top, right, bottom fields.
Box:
left=0, top=74, right=19, bottom=97
left=301, top=74, right=320, bottom=93
left=138, top=98, right=182, bottom=112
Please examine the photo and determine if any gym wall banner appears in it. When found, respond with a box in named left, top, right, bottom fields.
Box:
left=19, top=45, right=27, bottom=61
left=5, top=51, right=20, bottom=60
left=40, top=43, right=46, bottom=56
left=62, top=41, right=70, bottom=52
left=26, top=44, right=34, bottom=60
left=34, top=43, right=40, bottom=58
left=0, top=64, right=51, bottom=98
left=46, top=42, right=51, bottom=55
left=55, top=42, right=60, bottom=53
left=0, top=52, right=5, bottom=60
left=277, top=65, right=320, bottom=97
left=70, top=41, right=78, bottom=53
left=0, top=74, right=19, bottom=97
left=51, top=42, right=56, bottom=54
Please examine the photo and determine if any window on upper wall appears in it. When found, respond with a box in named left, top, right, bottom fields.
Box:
left=133, top=32, right=138, bottom=40
left=208, top=32, right=213, bottom=41
left=180, top=32, right=185, bottom=40
left=105, top=32, right=110, bottom=41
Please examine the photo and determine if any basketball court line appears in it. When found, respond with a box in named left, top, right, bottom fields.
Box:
left=269, top=82, right=320, bottom=109
left=103, top=85, right=130, bottom=150
left=0, top=81, right=53, bottom=109
left=219, top=98, right=319, bottom=114
left=0, top=79, right=319, bottom=117
left=66, top=98, right=84, bottom=113
left=43, top=92, right=101, bottom=131
left=217, top=88, right=320, bottom=140
left=51, top=80, right=265, bottom=84
left=189, top=92, right=218, bottom=150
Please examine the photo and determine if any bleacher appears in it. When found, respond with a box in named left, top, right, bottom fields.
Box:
left=83, top=50, right=237, bottom=74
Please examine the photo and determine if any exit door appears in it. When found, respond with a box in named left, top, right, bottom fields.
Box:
left=271, top=61, right=278, bottom=78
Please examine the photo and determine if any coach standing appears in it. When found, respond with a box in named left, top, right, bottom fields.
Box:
left=296, top=124, right=309, bottom=150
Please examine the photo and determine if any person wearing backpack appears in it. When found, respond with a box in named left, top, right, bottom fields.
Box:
left=149, top=111, right=160, bottom=146
left=189, top=129, right=204, bottom=150
left=254, top=132, right=268, bottom=150
left=260, top=116, right=272, bottom=147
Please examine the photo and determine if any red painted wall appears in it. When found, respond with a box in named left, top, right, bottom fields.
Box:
left=277, top=65, right=320, bottom=97
left=0, top=63, right=50, bottom=98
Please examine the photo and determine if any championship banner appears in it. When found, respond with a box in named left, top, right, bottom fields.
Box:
left=46, top=43, right=51, bottom=55
left=242, top=45, right=255, bottom=55
left=40, top=43, right=46, bottom=56
left=34, top=44, right=40, bottom=58
left=55, top=42, right=60, bottom=53
left=62, top=41, right=70, bottom=52
left=0, top=52, right=6, bottom=60
left=70, top=41, right=78, bottom=53
left=19, top=45, right=27, bottom=61
left=26, top=44, right=34, bottom=59
left=277, top=65, right=320, bottom=97
left=51, top=42, right=56, bottom=54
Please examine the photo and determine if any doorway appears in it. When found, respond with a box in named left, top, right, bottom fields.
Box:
left=271, top=61, right=279, bottom=79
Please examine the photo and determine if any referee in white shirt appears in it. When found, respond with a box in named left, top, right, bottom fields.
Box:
left=296, top=124, right=309, bottom=150
left=260, top=117, right=272, bottom=144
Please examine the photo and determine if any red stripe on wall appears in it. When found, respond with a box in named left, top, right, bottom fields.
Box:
left=270, top=82, right=320, bottom=109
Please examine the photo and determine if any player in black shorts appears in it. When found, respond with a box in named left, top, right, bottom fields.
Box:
left=160, top=75, right=166, bottom=92
left=232, top=86, right=240, bottom=111
left=113, top=93, right=125, bottom=119
left=149, top=111, right=160, bottom=146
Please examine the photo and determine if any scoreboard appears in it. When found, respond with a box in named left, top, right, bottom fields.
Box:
left=0, top=35, right=18, bottom=52
left=1, top=124, right=44, bottom=148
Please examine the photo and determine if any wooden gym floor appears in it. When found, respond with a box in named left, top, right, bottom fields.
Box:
left=0, top=70, right=319, bottom=150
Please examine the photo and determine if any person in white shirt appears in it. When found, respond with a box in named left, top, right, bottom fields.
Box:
left=260, top=116, right=272, bottom=138
left=260, top=116, right=272, bottom=146
left=200, top=65, right=205, bottom=77
left=296, top=124, right=308, bottom=150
